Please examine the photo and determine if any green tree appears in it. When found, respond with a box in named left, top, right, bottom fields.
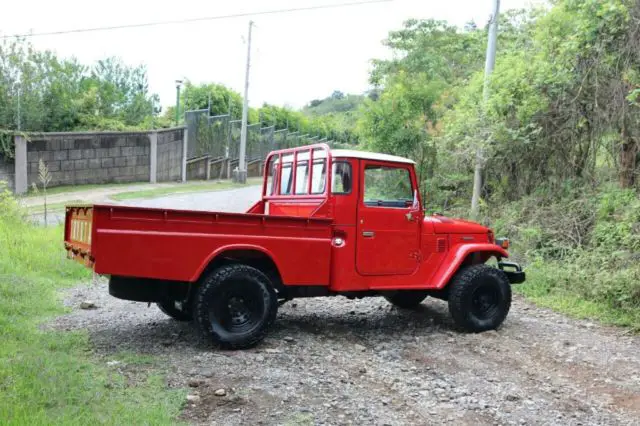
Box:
left=0, top=40, right=161, bottom=133
left=179, top=81, right=243, bottom=117
left=443, top=0, right=640, bottom=200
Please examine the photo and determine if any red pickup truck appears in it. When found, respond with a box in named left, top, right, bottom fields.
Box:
left=64, top=144, right=524, bottom=349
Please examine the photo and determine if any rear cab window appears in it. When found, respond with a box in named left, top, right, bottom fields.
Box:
left=272, top=148, right=328, bottom=196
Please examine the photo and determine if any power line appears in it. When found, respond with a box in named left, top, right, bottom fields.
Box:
left=1, top=0, right=392, bottom=39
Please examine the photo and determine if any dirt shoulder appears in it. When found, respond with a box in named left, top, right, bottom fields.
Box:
left=20, top=182, right=180, bottom=208
left=51, top=280, right=640, bottom=426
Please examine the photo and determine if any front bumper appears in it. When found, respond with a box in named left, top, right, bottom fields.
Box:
left=498, top=261, right=526, bottom=284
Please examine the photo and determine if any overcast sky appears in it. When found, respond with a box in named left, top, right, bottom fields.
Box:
left=1, top=0, right=541, bottom=110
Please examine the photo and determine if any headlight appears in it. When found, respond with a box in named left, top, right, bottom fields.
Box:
left=496, top=237, right=510, bottom=249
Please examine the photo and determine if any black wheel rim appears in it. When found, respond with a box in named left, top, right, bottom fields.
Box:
left=209, top=279, right=265, bottom=335
left=470, top=283, right=501, bottom=321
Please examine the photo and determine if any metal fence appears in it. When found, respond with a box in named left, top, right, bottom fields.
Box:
left=184, top=109, right=354, bottom=166
left=185, top=109, right=208, bottom=159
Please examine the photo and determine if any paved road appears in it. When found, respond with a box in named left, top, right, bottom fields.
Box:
left=125, top=185, right=262, bottom=212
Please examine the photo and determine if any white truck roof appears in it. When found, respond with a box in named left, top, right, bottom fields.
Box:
left=276, top=147, right=415, bottom=165
left=332, top=149, right=415, bottom=165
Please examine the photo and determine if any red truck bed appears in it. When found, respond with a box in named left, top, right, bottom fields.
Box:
left=65, top=204, right=333, bottom=285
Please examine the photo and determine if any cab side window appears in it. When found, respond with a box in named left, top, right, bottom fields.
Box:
left=331, top=161, right=352, bottom=194
left=363, top=165, right=413, bottom=208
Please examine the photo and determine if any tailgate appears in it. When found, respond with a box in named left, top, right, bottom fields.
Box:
left=64, top=205, right=94, bottom=268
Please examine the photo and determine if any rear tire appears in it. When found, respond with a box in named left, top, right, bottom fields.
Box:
left=193, top=264, right=278, bottom=350
left=384, top=290, right=429, bottom=309
left=448, top=264, right=511, bottom=332
left=157, top=300, right=192, bottom=322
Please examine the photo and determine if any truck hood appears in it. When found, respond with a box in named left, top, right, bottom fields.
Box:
left=425, top=215, right=489, bottom=234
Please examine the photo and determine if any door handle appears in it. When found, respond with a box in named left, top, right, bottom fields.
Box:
left=362, top=231, right=375, bottom=238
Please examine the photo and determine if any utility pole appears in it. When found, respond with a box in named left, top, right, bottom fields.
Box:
left=236, top=20, right=253, bottom=184
left=471, top=0, right=500, bottom=218
left=175, top=80, right=183, bottom=126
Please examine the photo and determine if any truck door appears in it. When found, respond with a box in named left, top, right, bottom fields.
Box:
left=356, top=161, right=421, bottom=276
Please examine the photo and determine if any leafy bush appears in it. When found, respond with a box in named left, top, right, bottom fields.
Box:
left=488, top=184, right=640, bottom=329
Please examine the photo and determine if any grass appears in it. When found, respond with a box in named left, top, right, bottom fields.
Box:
left=111, top=351, right=157, bottom=366
left=516, top=286, right=629, bottom=325
left=26, top=200, right=84, bottom=215
left=110, top=177, right=262, bottom=200
left=515, top=262, right=640, bottom=330
left=0, top=190, right=185, bottom=424
left=23, top=182, right=147, bottom=198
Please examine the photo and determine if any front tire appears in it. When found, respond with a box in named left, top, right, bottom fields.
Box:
left=193, top=264, right=278, bottom=350
left=448, top=264, right=511, bottom=332
left=384, top=290, right=429, bottom=309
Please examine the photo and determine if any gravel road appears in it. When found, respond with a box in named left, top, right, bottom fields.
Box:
left=50, top=187, right=640, bottom=425
left=52, top=286, right=640, bottom=426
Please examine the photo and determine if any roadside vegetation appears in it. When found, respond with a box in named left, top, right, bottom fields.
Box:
left=24, top=182, right=144, bottom=198
left=26, top=199, right=83, bottom=214
left=492, top=186, right=640, bottom=329
left=0, top=183, right=184, bottom=424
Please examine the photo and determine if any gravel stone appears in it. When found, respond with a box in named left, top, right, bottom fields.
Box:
left=80, top=300, right=96, bottom=309
left=186, top=394, right=201, bottom=403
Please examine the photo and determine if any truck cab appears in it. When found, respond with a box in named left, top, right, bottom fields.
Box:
left=65, top=143, right=525, bottom=349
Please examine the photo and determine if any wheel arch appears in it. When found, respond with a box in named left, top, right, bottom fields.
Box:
left=192, top=244, right=283, bottom=290
left=432, top=244, right=509, bottom=290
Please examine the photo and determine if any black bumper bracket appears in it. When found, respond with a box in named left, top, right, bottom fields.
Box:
left=498, top=261, right=526, bottom=284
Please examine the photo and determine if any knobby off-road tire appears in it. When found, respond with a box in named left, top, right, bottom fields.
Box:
left=384, top=290, right=429, bottom=309
left=448, top=264, right=512, bottom=332
left=157, top=300, right=192, bottom=322
left=193, top=264, right=278, bottom=350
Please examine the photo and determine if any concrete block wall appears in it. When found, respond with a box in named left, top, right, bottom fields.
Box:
left=26, top=132, right=152, bottom=187
left=0, top=155, right=14, bottom=191
left=12, top=127, right=186, bottom=194
left=157, top=128, right=184, bottom=182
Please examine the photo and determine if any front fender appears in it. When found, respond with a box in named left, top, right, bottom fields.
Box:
left=431, top=243, right=509, bottom=290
